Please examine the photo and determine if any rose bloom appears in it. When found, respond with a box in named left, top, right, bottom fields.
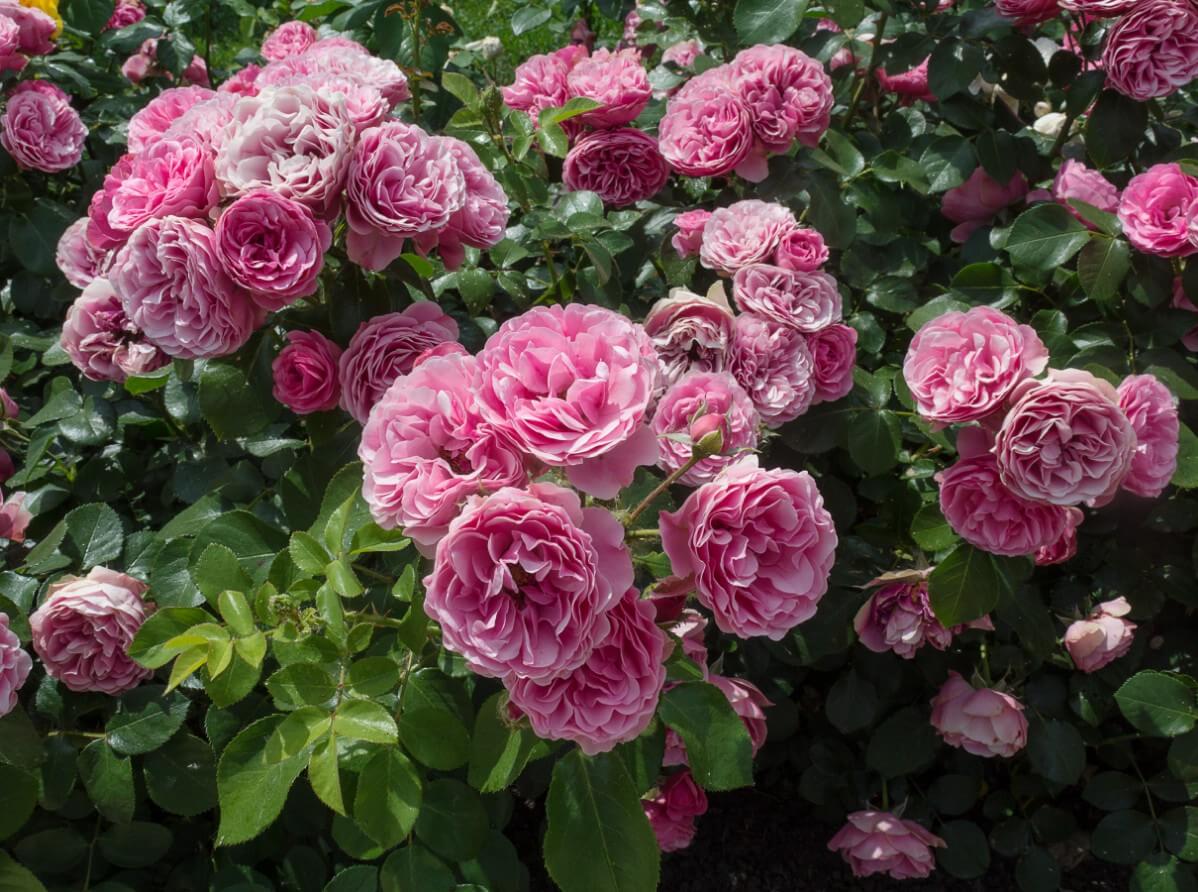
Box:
left=126, top=85, right=215, bottom=153
left=474, top=303, right=659, bottom=466
left=0, top=16, right=23, bottom=72
left=644, top=771, right=708, bottom=853
left=1117, top=163, right=1198, bottom=258
left=805, top=323, right=858, bottom=405
left=828, top=811, right=946, bottom=880
left=775, top=226, right=828, bottom=271
left=0, top=0, right=54, bottom=72
left=0, top=488, right=30, bottom=542
left=995, top=0, right=1059, bottom=24
left=876, top=56, right=934, bottom=102
left=56, top=217, right=105, bottom=289
left=996, top=370, right=1137, bottom=506
left=728, top=43, right=833, bottom=151
left=644, top=284, right=734, bottom=391
left=652, top=371, right=760, bottom=485
left=0, top=387, right=16, bottom=419
left=500, top=50, right=575, bottom=120
left=733, top=264, right=842, bottom=333
left=1035, top=506, right=1083, bottom=565
left=664, top=670, right=770, bottom=766
left=0, top=80, right=86, bottom=173
left=1053, top=159, right=1120, bottom=227
left=0, top=613, right=31, bottom=717
left=1103, top=0, right=1198, bottom=102
left=1117, top=374, right=1179, bottom=498
left=658, top=67, right=754, bottom=179
left=1065, top=597, right=1137, bottom=672
left=1059, top=0, right=1135, bottom=14
left=671, top=209, right=712, bottom=258
left=941, top=168, right=1029, bottom=243
left=358, top=351, right=528, bottom=551
left=258, top=37, right=409, bottom=107
left=30, top=567, right=153, bottom=695
left=261, top=20, right=316, bottom=61
left=931, top=671, right=1028, bottom=758
left=854, top=580, right=954, bottom=659
left=219, top=62, right=261, bottom=97
left=424, top=483, right=631, bottom=681
left=110, top=216, right=259, bottom=360
left=338, top=303, right=459, bottom=424
left=162, top=92, right=238, bottom=152
left=104, top=0, right=144, bottom=30
left=271, top=329, right=342, bottom=415
left=700, top=200, right=797, bottom=274
left=662, top=39, right=702, bottom=68
left=562, top=128, right=669, bottom=207
left=565, top=48, right=652, bottom=128
left=662, top=457, right=837, bottom=640
left=728, top=313, right=817, bottom=427
left=61, top=278, right=169, bottom=382
left=903, top=306, right=1049, bottom=427
left=506, top=589, right=667, bottom=755
left=563, top=423, right=660, bottom=501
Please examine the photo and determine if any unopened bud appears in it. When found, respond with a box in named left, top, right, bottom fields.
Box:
left=690, top=414, right=725, bottom=457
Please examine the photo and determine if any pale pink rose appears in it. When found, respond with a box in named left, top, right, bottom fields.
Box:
left=732, top=264, right=841, bottom=333
left=942, top=168, right=1029, bottom=243
left=644, top=771, right=708, bottom=853
left=474, top=303, right=659, bottom=466
left=161, top=92, right=238, bottom=152
left=257, top=38, right=408, bottom=106
left=931, top=671, right=1028, bottom=758
left=996, top=369, right=1137, bottom=506
left=854, top=580, right=953, bottom=659
left=661, top=457, right=837, bottom=640
left=1035, top=506, right=1083, bottom=565
left=1171, top=278, right=1198, bottom=351
left=1117, top=373, right=1179, bottom=498
left=1117, top=163, right=1198, bottom=258
left=903, top=306, right=1049, bottom=427
left=876, top=56, right=934, bottom=101
left=995, top=0, right=1059, bottom=24
left=670, top=209, right=711, bottom=258
left=61, top=278, right=169, bottom=382
left=338, top=304, right=459, bottom=424
left=0, top=387, right=16, bottom=419
left=658, top=67, right=754, bottom=179
left=501, top=51, right=574, bottom=120
left=0, top=81, right=86, bottom=173
left=271, top=329, right=342, bottom=415
left=562, top=127, right=669, bottom=207
left=805, top=323, right=857, bottom=405
left=728, top=43, right=833, bottom=151
left=564, top=424, right=659, bottom=500
left=126, top=85, right=215, bottom=153
left=214, top=190, right=331, bottom=311
left=0, top=449, right=13, bottom=484
left=1103, top=0, right=1198, bottom=102
left=652, top=371, right=760, bottom=485
left=566, top=47, right=652, bottom=128
left=700, top=200, right=797, bottom=274
left=1053, top=159, right=1120, bottom=227
left=110, top=216, right=259, bottom=360
left=30, top=567, right=153, bottom=696
left=774, top=227, right=828, bottom=271
left=506, top=589, right=667, bottom=755
left=56, top=217, right=105, bottom=290
left=104, top=0, right=145, bottom=31
left=644, top=285, right=735, bottom=391
left=1064, top=597, right=1137, bottom=672
left=359, top=352, right=528, bottom=551
left=0, top=613, right=31, bottom=717
left=828, top=811, right=946, bottom=880
left=662, top=39, right=702, bottom=68
left=728, top=313, right=816, bottom=426
left=261, top=21, right=317, bottom=61
left=1059, top=0, right=1135, bottom=15
left=0, top=0, right=54, bottom=66
left=0, top=489, right=30, bottom=542
left=218, top=63, right=261, bottom=97
left=424, top=483, right=631, bottom=681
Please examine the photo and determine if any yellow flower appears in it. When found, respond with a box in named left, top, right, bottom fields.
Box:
left=19, top=0, right=63, bottom=36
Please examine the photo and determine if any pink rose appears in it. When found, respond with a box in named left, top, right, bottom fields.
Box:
left=563, top=423, right=659, bottom=500
left=996, top=370, right=1137, bottom=506
left=644, top=285, right=734, bottom=391
left=711, top=674, right=771, bottom=753
left=805, top=323, right=858, bottom=405
left=215, top=190, right=331, bottom=311
left=658, top=67, right=754, bottom=179
left=358, top=351, right=528, bottom=552
left=271, top=329, right=342, bottom=415
left=565, top=48, right=652, bottom=128
left=120, top=42, right=153, bottom=84
left=661, top=457, right=837, bottom=640
left=644, top=770, right=708, bottom=853
left=474, top=303, right=659, bottom=466
left=110, top=216, right=259, bottom=360
left=0, top=16, right=23, bottom=73
left=876, top=56, right=934, bottom=102
left=903, top=306, right=1049, bottom=427
left=0, top=489, right=30, bottom=542
left=931, top=671, right=1028, bottom=758
left=338, top=304, right=459, bottom=424
left=56, top=217, right=105, bottom=290
left=126, top=85, right=215, bottom=153
left=219, top=63, right=261, bottom=97
left=501, top=51, right=575, bottom=120
left=424, top=483, right=631, bottom=681
left=995, top=0, right=1059, bottom=24
left=0, top=387, right=16, bottom=419
left=1059, top=0, right=1135, bottom=15
left=1064, top=597, right=1137, bottom=672
left=652, top=371, right=760, bottom=485
left=728, top=43, right=833, bottom=151
left=1172, top=277, right=1198, bottom=351
left=261, top=21, right=317, bottom=61
left=257, top=37, right=408, bottom=107
left=941, top=168, right=1029, bottom=243
left=0, top=613, right=31, bottom=717
left=162, top=92, right=238, bottom=151
left=728, top=313, right=817, bottom=426
left=61, top=278, right=169, bottom=382
left=1117, top=373, right=1179, bottom=498
left=0, top=449, right=13, bottom=484
left=774, top=226, right=828, bottom=271
left=669, top=609, right=709, bottom=670
left=732, top=264, right=841, bottom=333
left=30, top=567, right=153, bottom=696
left=1103, top=0, right=1198, bottom=102
left=662, top=39, right=702, bottom=68
left=1053, top=159, right=1120, bottom=227
left=700, top=199, right=797, bottom=274
left=0, top=0, right=54, bottom=68
left=506, top=589, right=667, bottom=755
left=1034, top=506, right=1083, bottom=565
left=854, top=580, right=954, bottom=659
left=670, top=209, right=712, bottom=258
left=828, top=811, right=945, bottom=880
left=562, top=127, right=669, bottom=207
left=1117, top=163, right=1198, bottom=258
left=104, top=0, right=145, bottom=31
left=0, top=81, right=87, bottom=173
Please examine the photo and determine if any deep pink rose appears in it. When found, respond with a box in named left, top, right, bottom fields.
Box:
left=215, top=190, right=331, bottom=310
left=1053, top=159, right=1120, bottom=227
left=1064, top=597, right=1137, bottom=672
left=644, top=285, right=735, bottom=391
left=565, top=48, right=651, bottom=128
left=662, top=39, right=702, bottom=68
left=219, top=63, right=261, bottom=97
left=506, top=589, right=667, bottom=755
left=61, top=278, right=169, bottom=382
left=104, top=0, right=145, bottom=31
left=805, top=323, right=858, bottom=405
left=261, top=21, right=316, bottom=61
left=728, top=43, right=832, bottom=151
left=474, top=303, right=659, bottom=466
left=996, top=369, right=1137, bottom=506
left=120, top=41, right=153, bottom=83
left=110, top=216, right=259, bottom=360
left=0, top=81, right=86, bottom=173
left=0, top=16, right=23, bottom=73
left=1103, top=0, right=1198, bottom=102
left=700, top=200, right=797, bottom=274
left=931, top=671, right=1028, bottom=758
left=995, top=0, right=1059, bottom=24
left=0, top=0, right=54, bottom=69
left=652, top=371, right=760, bottom=485
left=941, top=168, right=1029, bottom=243
left=1059, top=0, right=1135, bottom=15
left=501, top=51, right=575, bottom=120
left=670, top=209, right=711, bottom=258
left=774, top=226, right=828, bottom=271
left=271, top=329, right=342, bottom=415
left=728, top=313, right=816, bottom=427
left=562, top=127, right=669, bottom=207
left=828, top=811, right=946, bottom=880
left=338, top=304, right=459, bottom=424
left=1117, top=373, right=1179, bottom=498
left=659, top=67, right=754, bottom=179
left=0, top=613, right=31, bottom=717
left=1117, top=163, right=1198, bottom=258
left=732, top=264, right=841, bottom=333
left=904, top=306, right=1049, bottom=427
left=1034, top=506, right=1083, bottom=565
left=661, top=457, right=837, bottom=640
left=854, top=580, right=954, bottom=659
left=423, top=483, right=631, bottom=681
left=56, top=217, right=105, bottom=290
left=126, top=85, right=215, bottom=153
left=0, top=489, right=29, bottom=542
left=644, top=771, right=708, bottom=853
left=358, top=351, right=528, bottom=552
left=876, top=56, right=934, bottom=101
left=0, top=449, right=13, bottom=484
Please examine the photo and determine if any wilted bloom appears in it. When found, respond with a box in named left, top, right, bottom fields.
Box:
left=941, top=168, right=1029, bottom=243
left=805, top=323, right=858, bottom=405
left=700, top=200, right=797, bottom=274
left=828, top=811, right=946, bottom=880
left=1102, top=0, right=1198, bottom=102
left=728, top=313, right=817, bottom=426
left=565, top=47, right=652, bottom=128
left=1053, top=159, right=1120, bottom=227
left=0, top=489, right=30, bottom=542
left=271, top=329, right=342, bottom=415
left=652, top=371, right=760, bottom=485
left=1117, top=374, right=1179, bottom=498
left=0, top=79, right=86, bottom=172
left=644, top=771, right=708, bottom=853
left=562, top=128, right=669, bottom=207
left=1117, top=163, right=1198, bottom=258
left=671, top=209, right=712, bottom=258
left=0, top=613, right=31, bottom=716
left=854, top=579, right=953, bottom=659
left=1064, top=597, right=1137, bottom=672
left=728, top=43, right=833, bottom=151
left=931, top=671, right=1028, bottom=757
left=260, top=20, right=316, bottom=61
left=644, top=284, right=735, bottom=391
left=61, top=278, right=169, bottom=382
left=733, top=265, right=841, bottom=333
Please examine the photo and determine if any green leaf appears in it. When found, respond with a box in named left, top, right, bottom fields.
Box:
left=353, top=748, right=424, bottom=850
left=1132, top=854, right=1198, bottom=892
left=216, top=716, right=311, bottom=845
left=1005, top=204, right=1091, bottom=271
left=1026, top=718, right=1086, bottom=786
left=1172, top=423, right=1198, bottom=489
left=441, top=71, right=479, bottom=109
left=267, top=664, right=338, bottom=710
left=347, top=657, right=400, bottom=698
left=825, top=0, right=864, bottom=27
left=63, top=503, right=123, bottom=569
left=193, top=510, right=287, bottom=584
left=733, top=0, right=805, bottom=45
left=98, top=821, right=172, bottom=869
left=399, top=670, right=471, bottom=772
left=10, top=205, right=73, bottom=276
left=0, top=765, right=38, bottom=840
left=0, top=707, right=46, bottom=770
left=847, top=410, right=901, bottom=476
left=1091, top=810, right=1158, bottom=864
left=928, top=544, right=1024, bottom=627
left=332, top=700, right=398, bottom=744
left=77, top=740, right=135, bottom=824
left=826, top=671, right=878, bottom=734
left=143, top=732, right=217, bottom=816
left=198, top=361, right=277, bottom=439
left=218, top=590, right=255, bottom=637
left=130, top=608, right=215, bottom=669
left=658, top=681, right=753, bottom=791
left=911, top=503, right=958, bottom=552
left=380, top=845, right=455, bottom=892
left=414, top=778, right=490, bottom=862
left=996, top=585, right=1057, bottom=661
left=1161, top=806, right=1198, bottom=862
left=309, top=736, right=346, bottom=816
left=105, top=686, right=189, bottom=755
left=928, top=39, right=983, bottom=100
left=193, top=543, right=253, bottom=604
left=1169, top=729, right=1198, bottom=782
left=936, top=820, right=991, bottom=879
left=1115, top=671, right=1198, bottom=737
left=920, top=136, right=976, bottom=193
left=468, top=692, right=544, bottom=793
left=866, top=707, right=939, bottom=778
left=1086, top=91, right=1148, bottom=168
left=1077, top=237, right=1130, bottom=306
left=510, top=7, right=550, bottom=34
left=265, top=707, right=331, bottom=762
left=0, top=851, right=47, bottom=891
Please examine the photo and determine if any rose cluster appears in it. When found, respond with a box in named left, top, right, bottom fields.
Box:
left=904, top=306, right=1179, bottom=562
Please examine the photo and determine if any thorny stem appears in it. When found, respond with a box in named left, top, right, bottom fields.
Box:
left=625, top=453, right=704, bottom=526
